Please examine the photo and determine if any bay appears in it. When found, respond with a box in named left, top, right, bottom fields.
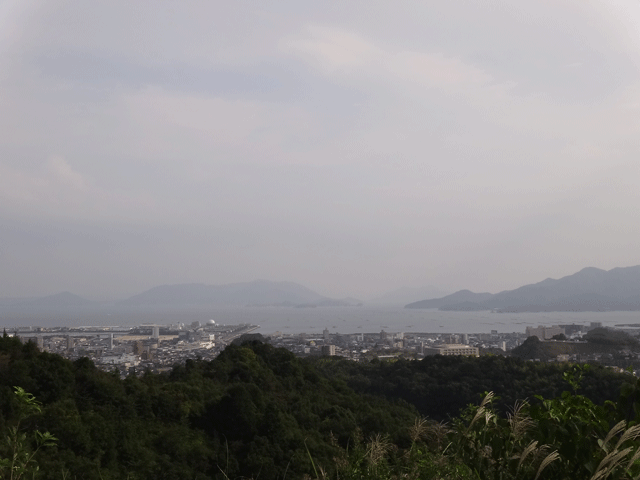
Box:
left=2, top=304, right=639, bottom=335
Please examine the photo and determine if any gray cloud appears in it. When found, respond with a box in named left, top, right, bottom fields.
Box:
left=2, top=0, right=640, bottom=300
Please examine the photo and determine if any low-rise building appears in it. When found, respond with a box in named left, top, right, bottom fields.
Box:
left=423, top=344, right=479, bottom=357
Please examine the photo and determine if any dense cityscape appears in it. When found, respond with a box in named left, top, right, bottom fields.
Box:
left=6, top=318, right=635, bottom=376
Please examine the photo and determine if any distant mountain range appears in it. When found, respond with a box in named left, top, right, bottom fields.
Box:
left=368, top=286, right=451, bottom=306
left=0, top=281, right=362, bottom=309
left=119, top=280, right=362, bottom=308
left=9, top=266, right=640, bottom=312
left=1, top=291, right=95, bottom=308
left=405, top=266, right=640, bottom=312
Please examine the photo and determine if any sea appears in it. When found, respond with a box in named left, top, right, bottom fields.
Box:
left=2, top=305, right=640, bottom=335
left=211, top=307, right=640, bottom=335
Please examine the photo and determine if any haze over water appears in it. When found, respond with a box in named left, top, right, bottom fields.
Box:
left=4, top=306, right=639, bottom=336
left=207, top=308, right=640, bottom=335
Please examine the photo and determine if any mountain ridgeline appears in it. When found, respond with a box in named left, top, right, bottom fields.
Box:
left=119, top=280, right=362, bottom=307
left=367, top=285, right=451, bottom=306
left=0, top=292, right=95, bottom=308
left=1, top=281, right=362, bottom=309
left=406, top=265, right=640, bottom=312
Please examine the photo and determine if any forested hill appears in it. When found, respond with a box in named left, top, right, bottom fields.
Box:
left=309, top=354, right=629, bottom=420
left=0, top=335, right=635, bottom=479
left=0, top=336, right=416, bottom=479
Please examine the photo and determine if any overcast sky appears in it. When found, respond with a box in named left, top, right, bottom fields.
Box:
left=2, top=0, right=640, bottom=300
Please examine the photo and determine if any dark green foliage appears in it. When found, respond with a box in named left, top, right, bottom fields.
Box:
left=438, top=367, right=640, bottom=480
left=0, top=336, right=417, bottom=479
left=510, top=336, right=554, bottom=361
left=319, top=366, right=640, bottom=480
left=0, top=387, right=57, bottom=480
left=231, top=333, right=267, bottom=345
left=308, top=353, right=628, bottom=421
left=1, top=333, right=638, bottom=479
left=511, top=333, right=640, bottom=363
left=585, top=327, right=639, bottom=346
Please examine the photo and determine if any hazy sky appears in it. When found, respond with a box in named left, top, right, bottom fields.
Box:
left=2, top=0, right=640, bottom=300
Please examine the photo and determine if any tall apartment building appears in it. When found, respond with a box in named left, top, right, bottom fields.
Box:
left=525, top=325, right=565, bottom=340
left=321, top=344, right=336, bottom=356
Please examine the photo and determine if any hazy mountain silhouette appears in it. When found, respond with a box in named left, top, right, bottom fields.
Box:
left=405, top=290, right=493, bottom=309
left=120, top=280, right=360, bottom=307
left=368, top=286, right=451, bottom=306
left=406, top=266, right=640, bottom=312
left=14, top=291, right=94, bottom=307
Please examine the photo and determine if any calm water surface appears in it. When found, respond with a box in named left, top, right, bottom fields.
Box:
left=3, top=305, right=640, bottom=335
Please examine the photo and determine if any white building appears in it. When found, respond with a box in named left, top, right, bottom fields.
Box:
left=423, top=344, right=479, bottom=357
left=99, top=353, right=139, bottom=366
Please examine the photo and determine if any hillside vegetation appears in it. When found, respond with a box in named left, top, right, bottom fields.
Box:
left=510, top=328, right=640, bottom=363
left=2, top=334, right=640, bottom=479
